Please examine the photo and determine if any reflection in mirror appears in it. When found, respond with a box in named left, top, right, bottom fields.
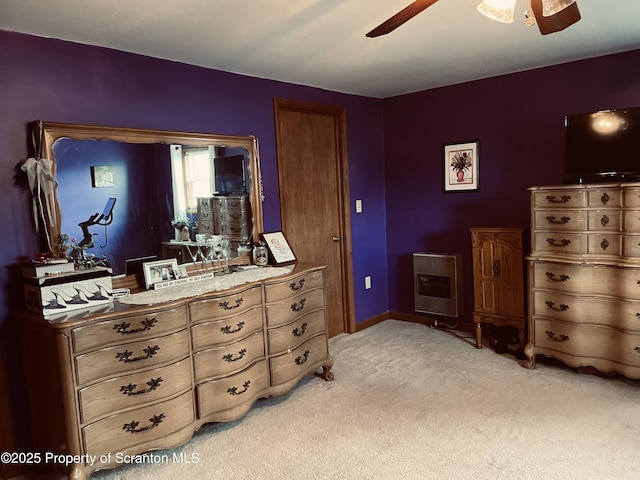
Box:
left=37, top=122, right=263, bottom=276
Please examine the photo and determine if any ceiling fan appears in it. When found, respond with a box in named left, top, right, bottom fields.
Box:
left=366, top=0, right=581, bottom=38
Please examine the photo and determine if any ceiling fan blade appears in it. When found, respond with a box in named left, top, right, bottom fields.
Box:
left=530, top=0, right=581, bottom=35
left=366, top=0, right=440, bottom=38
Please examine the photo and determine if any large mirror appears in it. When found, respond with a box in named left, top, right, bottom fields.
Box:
left=38, top=121, right=263, bottom=276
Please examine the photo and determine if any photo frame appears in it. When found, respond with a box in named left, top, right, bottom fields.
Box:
left=91, top=165, right=117, bottom=188
left=443, top=141, right=479, bottom=192
left=260, top=231, right=297, bottom=265
left=143, top=258, right=180, bottom=289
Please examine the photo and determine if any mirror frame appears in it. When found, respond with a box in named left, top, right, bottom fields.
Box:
left=38, top=121, right=264, bottom=258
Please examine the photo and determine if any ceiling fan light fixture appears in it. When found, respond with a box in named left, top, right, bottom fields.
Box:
left=531, top=0, right=581, bottom=34
left=477, top=0, right=517, bottom=23
left=541, top=0, right=576, bottom=17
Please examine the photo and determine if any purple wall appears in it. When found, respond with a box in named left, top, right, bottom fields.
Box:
left=56, top=139, right=174, bottom=274
left=383, top=49, right=640, bottom=322
left=0, top=31, right=386, bottom=449
left=2, top=28, right=640, bottom=452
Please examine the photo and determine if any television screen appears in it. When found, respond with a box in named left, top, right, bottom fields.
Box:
left=564, top=107, right=640, bottom=183
left=214, top=155, right=245, bottom=194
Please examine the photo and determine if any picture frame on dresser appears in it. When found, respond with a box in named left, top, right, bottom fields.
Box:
left=260, top=231, right=297, bottom=265
left=143, top=258, right=179, bottom=289
left=443, top=140, right=479, bottom=192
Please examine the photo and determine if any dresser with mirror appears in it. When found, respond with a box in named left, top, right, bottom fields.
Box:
left=19, top=122, right=334, bottom=479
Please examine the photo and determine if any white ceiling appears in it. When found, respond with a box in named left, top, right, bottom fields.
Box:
left=1, top=0, right=640, bottom=98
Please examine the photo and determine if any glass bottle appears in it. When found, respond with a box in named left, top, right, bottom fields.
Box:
left=253, top=241, right=268, bottom=266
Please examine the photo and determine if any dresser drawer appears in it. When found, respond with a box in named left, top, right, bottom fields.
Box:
left=264, top=270, right=324, bottom=303
left=533, top=318, right=640, bottom=368
left=532, top=233, right=587, bottom=255
left=623, top=211, right=640, bottom=232
left=532, top=290, right=640, bottom=332
left=588, top=188, right=622, bottom=207
left=265, top=288, right=325, bottom=328
left=533, top=210, right=586, bottom=232
left=75, top=329, right=189, bottom=386
left=196, top=359, right=269, bottom=420
left=82, top=390, right=194, bottom=457
left=623, top=187, right=640, bottom=208
left=269, top=334, right=329, bottom=387
left=192, top=331, right=265, bottom=382
left=532, top=262, right=640, bottom=300
left=587, top=233, right=621, bottom=256
left=587, top=210, right=622, bottom=231
left=72, top=305, right=187, bottom=353
left=533, top=190, right=586, bottom=208
left=190, top=306, right=263, bottom=351
left=622, top=235, right=640, bottom=257
left=79, top=357, right=192, bottom=424
left=267, top=309, right=326, bottom=355
left=189, top=285, right=262, bottom=322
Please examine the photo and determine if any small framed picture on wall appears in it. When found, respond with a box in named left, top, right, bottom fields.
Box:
left=91, top=165, right=117, bottom=188
left=443, top=141, right=479, bottom=192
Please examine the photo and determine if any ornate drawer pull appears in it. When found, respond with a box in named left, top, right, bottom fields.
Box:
left=545, top=301, right=569, bottom=312
left=123, top=413, right=165, bottom=433
left=546, top=238, right=571, bottom=247
left=223, top=348, right=247, bottom=363
left=600, top=215, right=610, bottom=226
left=116, top=345, right=160, bottom=363
left=545, top=215, right=571, bottom=225
left=545, top=272, right=570, bottom=282
left=601, top=192, right=610, bottom=205
left=545, top=331, right=569, bottom=342
left=291, top=298, right=306, bottom=312
left=293, top=322, right=308, bottom=337
left=120, top=377, right=163, bottom=396
left=295, top=350, right=310, bottom=365
left=220, top=321, right=245, bottom=335
left=227, top=380, right=251, bottom=396
left=219, top=298, right=244, bottom=311
left=545, top=194, right=571, bottom=204
left=290, top=279, right=305, bottom=291
left=600, top=238, right=610, bottom=251
left=113, top=318, right=158, bottom=335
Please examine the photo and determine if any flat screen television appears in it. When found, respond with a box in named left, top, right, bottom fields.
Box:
left=564, top=106, right=640, bottom=184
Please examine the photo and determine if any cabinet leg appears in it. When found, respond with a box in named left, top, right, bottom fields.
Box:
left=523, top=341, right=536, bottom=369
left=474, top=322, right=482, bottom=349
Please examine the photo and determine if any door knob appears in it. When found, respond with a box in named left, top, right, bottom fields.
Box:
left=332, top=236, right=341, bottom=242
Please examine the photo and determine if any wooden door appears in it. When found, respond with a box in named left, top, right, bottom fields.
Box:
left=273, top=98, right=354, bottom=337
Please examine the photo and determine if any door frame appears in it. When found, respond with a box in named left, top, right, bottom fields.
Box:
left=273, top=97, right=356, bottom=334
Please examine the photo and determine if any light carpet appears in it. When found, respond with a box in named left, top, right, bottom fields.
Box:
left=44, top=320, right=640, bottom=479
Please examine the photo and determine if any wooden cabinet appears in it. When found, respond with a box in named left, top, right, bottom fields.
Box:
left=525, top=183, right=640, bottom=378
left=470, top=227, right=527, bottom=353
left=21, top=263, right=332, bottom=480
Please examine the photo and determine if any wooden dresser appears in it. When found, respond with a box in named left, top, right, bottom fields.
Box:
left=525, top=183, right=640, bottom=378
left=21, top=263, right=333, bottom=480
left=470, top=227, right=527, bottom=354
left=197, top=195, right=252, bottom=252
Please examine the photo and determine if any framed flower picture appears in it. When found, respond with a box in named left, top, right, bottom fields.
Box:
left=443, top=141, right=479, bottom=192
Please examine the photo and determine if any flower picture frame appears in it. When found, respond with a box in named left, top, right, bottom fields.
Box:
left=443, top=140, right=479, bottom=192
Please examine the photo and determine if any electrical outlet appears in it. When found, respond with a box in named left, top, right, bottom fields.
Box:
left=355, top=199, right=363, bottom=213
left=364, top=276, right=372, bottom=289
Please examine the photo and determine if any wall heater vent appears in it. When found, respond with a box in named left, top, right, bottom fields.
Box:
left=413, top=253, right=463, bottom=318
